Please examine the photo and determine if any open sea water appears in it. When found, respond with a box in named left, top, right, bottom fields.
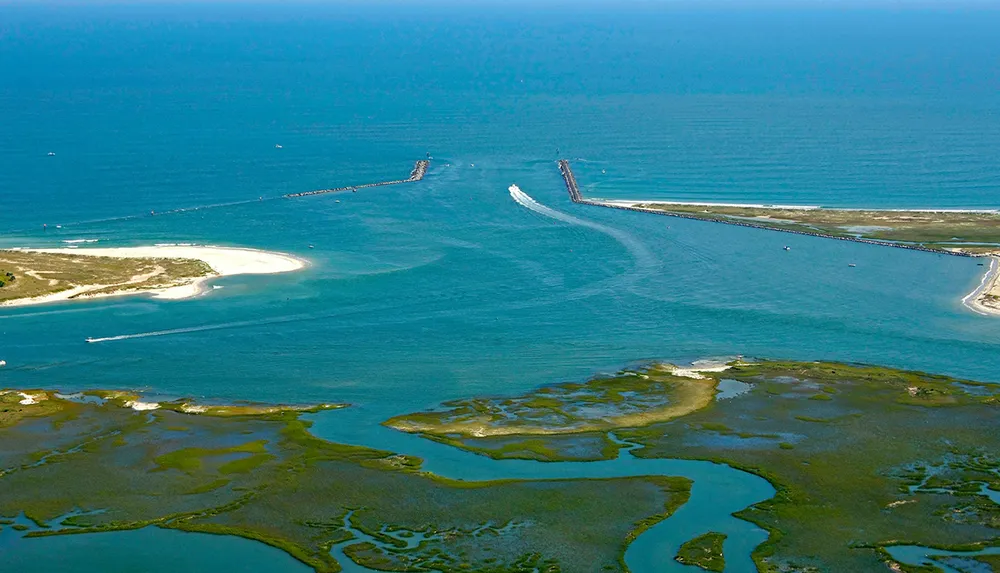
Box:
left=1, top=3, right=999, bottom=571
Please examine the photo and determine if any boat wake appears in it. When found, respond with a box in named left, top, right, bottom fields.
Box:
left=86, top=321, right=256, bottom=343
left=84, top=314, right=316, bottom=343
left=507, top=184, right=656, bottom=273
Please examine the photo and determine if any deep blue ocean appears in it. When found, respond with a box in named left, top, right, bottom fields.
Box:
left=1, top=3, right=999, bottom=571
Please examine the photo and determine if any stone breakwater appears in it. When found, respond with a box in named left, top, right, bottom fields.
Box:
left=556, top=160, right=980, bottom=259
left=558, top=159, right=582, bottom=203
left=285, top=160, right=429, bottom=199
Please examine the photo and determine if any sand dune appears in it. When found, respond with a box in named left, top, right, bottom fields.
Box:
left=2, top=245, right=307, bottom=307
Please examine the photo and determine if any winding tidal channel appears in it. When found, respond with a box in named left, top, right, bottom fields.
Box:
left=305, top=407, right=775, bottom=573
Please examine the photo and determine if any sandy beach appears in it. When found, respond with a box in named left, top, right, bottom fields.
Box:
left=1, top=245, right=307, bottom=308
left=592, top=198, right=824, bottom=210
left=590, top=198, right=1000, bottom=214
left=963, top=256, right=1000, bottom=317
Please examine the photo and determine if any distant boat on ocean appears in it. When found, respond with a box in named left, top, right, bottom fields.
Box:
left=783, top=246, right=791, bottom=251
left=47, top=152, right=55, bottom=156
left=275, top=144, right=283, bottom=149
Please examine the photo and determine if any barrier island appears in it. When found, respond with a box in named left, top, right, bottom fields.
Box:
left=393, top=359, right=1000, bottom=572
left=606, top=201, right=1000, bottom=256
left=0, top=246, right=305, bottom=307
left=588, top=200, right=1000, bottom=315
left=0, top=389, right=689, bottom=573
left=558, top=160, right=1000, bottom=315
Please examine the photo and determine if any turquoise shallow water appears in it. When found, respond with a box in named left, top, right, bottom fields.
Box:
left=2, top=3, right=1000, bottom=571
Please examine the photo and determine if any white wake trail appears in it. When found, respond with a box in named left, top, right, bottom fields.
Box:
left=84, top=311, right=337, bottom=343
left=86, top=319, right=267, bottom=343
left=508, top=184, right=656, bottom=271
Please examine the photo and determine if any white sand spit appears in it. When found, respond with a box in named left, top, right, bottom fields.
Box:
left=17, top=391, right=47, bottom=405
left=963, top=256, right=1000, bottom=317
left=124, top=400, right=160, bottom=411
left=660, top=360, right=734, bottom=380
left=2, top=245, right=307, bottom=308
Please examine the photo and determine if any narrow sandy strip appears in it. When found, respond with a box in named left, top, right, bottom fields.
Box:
left=589, top=198, right=1000, bottom=214
left=592, top=198, right=1000, bottom=317
left=963, top=256, right=1000, bottom=317
left=593, top=198, right=823, bottom=210
left=2, top=245, right=307, bottom=308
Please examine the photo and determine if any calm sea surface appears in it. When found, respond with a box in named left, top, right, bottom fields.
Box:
left=1, top=4, right=999, bottom=570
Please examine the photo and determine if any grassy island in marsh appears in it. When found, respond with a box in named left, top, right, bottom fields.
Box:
left=384, top=361, right=726, bottom=440
left=675, top=531, right=727, bottom=572
left=393, top=359, right=1000, bottom=572
left=0, top=389, right=690, bottom=573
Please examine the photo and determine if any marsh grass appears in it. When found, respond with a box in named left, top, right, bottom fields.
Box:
left=390, top=360, right=1000, bottom=572
left=0, top=392, right=692, bottom=573
left=675, top=531, right=727, bottom=572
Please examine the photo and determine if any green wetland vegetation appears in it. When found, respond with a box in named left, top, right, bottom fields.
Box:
left=675, top=531, right=727, bottom=572
left=395, top=360, right=1000, bottom=572
left=4, top=359, right=999, bottom=572
left=385, top=363, right=718, bottom=439
left=0, top=390, right=689, bottom=573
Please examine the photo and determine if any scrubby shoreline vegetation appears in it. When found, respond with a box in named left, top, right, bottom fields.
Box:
left=620, top=202, right=1000, bottom=256
left=0, top=249, right=213, bottom=305
left=393, top=359, right=1000, bottom=572
left=0, top=389, right=689, bottom=573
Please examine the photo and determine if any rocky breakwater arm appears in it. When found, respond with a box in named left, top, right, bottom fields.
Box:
left=285, top=160, right=429, bottom=198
